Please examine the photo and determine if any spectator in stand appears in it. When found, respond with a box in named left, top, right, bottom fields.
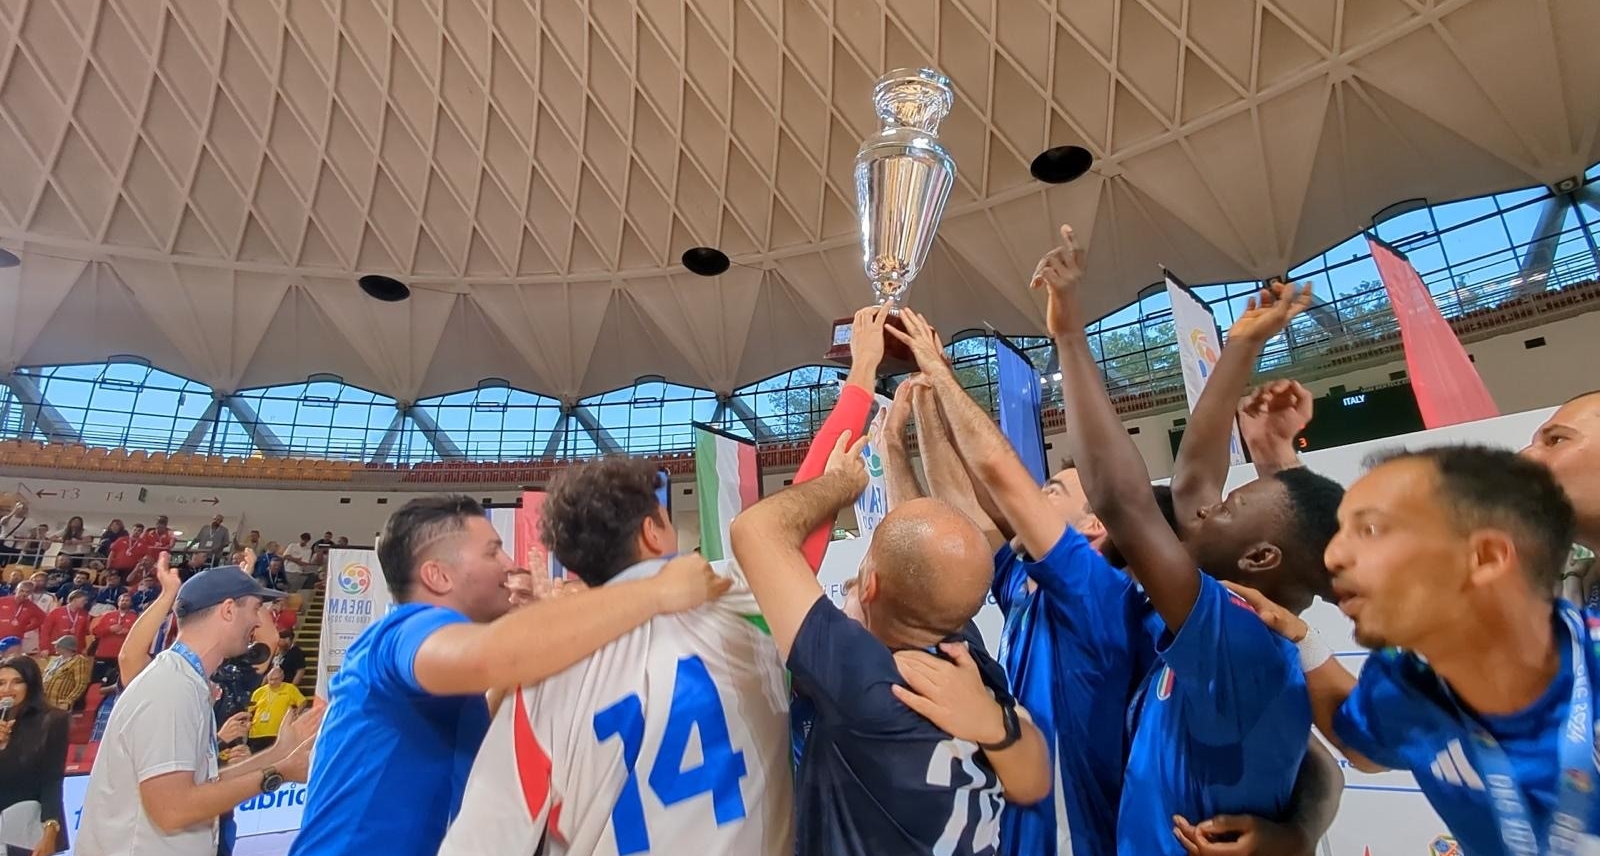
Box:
left=42, top=565, right=69, bottom=601
left=124, top=554, right=154, bottom=588
left=504, top=568, right=536, bottom=608
left=182, top=552, right=208, bottom=578
left=51, top=568, right=93, bottom=605
left=107, top=523, right=143, bottom=577
left=274, top=594, right=301, bottom=634
left=24, top=574, right=56, bottom=616
left=0, top=501, right=29, bottom=566
left=95, top=519, right=127, bottom=559
left=0, top=655, right=69, bottom=856
left=234, top=530, right=262, bottom=557
left=39, top=636, right=90, bottom=710
left=282, top=534, right=317, bottom=591
left=130, top=575, right=160, bottom=613
left=310, top=531, right=335, bottom=553
left=91, top=571, right=126, bottom=614
left=90, top=594, right=136, bottom=686
left=252, top=543, right=282, bottom=580
left=40, top=591, right=89, bottom=656
left=17, top=525, right=48, bottom=569
left=136, top=516, right=176, bottom=564
left=189, top=515, right=231, bottom=566
left=0, top=637, right=18, bottom=658
left=246, top=667, right=307, bottom=755
left=49, top=517, right=91, bottom=570
left=274, top=630, right=307, bottom=687
left=258, top=557, right=290, bottom=592
left=0, top=570, right=18, bottom=598
left=0, top=584, right=45, bottom=655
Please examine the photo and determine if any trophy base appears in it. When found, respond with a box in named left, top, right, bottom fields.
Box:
left=823, top=313, right=919, bottom=376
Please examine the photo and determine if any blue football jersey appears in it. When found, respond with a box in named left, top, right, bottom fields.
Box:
left=1335, top=604, right=1600, bottom=856
left=1119, top=574, right=1311, bottom=855
left=993, top=530, right=1150, bottom=856
left=788, top=597, right=1009, bottom=856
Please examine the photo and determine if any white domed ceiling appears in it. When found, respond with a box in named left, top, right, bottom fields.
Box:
left=0, top=0, right=1595, bottom=401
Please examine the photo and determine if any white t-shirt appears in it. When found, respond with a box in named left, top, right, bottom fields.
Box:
left=76, top=649, right=220, bottom=855
left=438, top=559, right=793, bottom=856
left=282, top=542, right=313, bottom=572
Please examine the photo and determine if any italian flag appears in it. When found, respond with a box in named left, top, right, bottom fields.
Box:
left=695, top=425, right=760, bottom=561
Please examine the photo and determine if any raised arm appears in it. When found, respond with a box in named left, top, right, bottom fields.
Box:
left=788, top=306, right=888, bottom=569
left=908, top=381, right=1006, bottom=548
left=730, top=433, right=868, bottom=660
left=1239, top=380, right=1313, bottom=479
left=412, top=555, right=729, bottom=696
left=886, top=317, right=1060, bottom=562
left=1029, top=225, right=1202, bottom=630
left=881, top=379, right=927, bottom=511
left=119, top=552, right=181, bottom=684
left=1170, top=282, right=1312, bottom=529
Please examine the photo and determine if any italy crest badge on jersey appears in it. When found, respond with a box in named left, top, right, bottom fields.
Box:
left=1155, top=665, right=1176, bottom=701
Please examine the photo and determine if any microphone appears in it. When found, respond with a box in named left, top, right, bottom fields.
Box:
left=0, top=697, right=13, bottom=723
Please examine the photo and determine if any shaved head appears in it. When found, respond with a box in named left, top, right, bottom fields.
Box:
left=856, top=498, right=993, bottom=639
left=1523, top=391, right=1600, bottom=546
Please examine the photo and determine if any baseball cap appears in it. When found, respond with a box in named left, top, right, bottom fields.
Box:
left=175, top=568, right=285, bottom=618
left=0, top=636, right=19, bottom=652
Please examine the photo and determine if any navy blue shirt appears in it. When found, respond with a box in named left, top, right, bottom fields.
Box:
left=993, top=531, right=1151, bottom=856
left=1335, top=605, right=1600, bottom=855
left=290, top=604, right=492, bottom=856
left=1119, top=574, right=1310, bottom=854
left=789, top=597, right=1009, bottom=856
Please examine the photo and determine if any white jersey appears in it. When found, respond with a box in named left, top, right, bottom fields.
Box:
left=439, top=558, right=793, bottom=856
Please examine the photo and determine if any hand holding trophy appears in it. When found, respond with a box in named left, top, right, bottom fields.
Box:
left=824, top=68, right=958, bottom=376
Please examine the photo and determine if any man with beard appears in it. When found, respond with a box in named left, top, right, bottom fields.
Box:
left=76, top=564, right=313, bottom=855
left=1237, top=446, right=1597, bottom=854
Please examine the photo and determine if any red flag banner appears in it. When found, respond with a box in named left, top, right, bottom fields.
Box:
left=1367, top=234, right=1499, bottom=428
left=514, top=491, right=552, bottom=578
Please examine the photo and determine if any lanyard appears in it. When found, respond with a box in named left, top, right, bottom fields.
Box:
left=169, top=640, right=208, bottom=682
left=1440, top=605, right=1594, bottom=856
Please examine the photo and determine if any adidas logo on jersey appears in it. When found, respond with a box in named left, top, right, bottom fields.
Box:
left=1426, top=740, right=1485, bottom=791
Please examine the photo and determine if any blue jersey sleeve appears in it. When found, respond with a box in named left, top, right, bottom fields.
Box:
left=991, top=543, right=1026, bottom=614
left=1023, top=528, right=1142, bottom=654
left=371, top=604, right=473, bottom=696
left=1332, top=649, right=1427, bottom=770
left=1158, top=574, right=1305, bottom=744
left=787, top=597, right=918, bottom=731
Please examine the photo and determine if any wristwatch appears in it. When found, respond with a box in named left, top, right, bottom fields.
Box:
left=259, top=767, right=284, bottom=794
left=979, top=701, right=1022, bottom=752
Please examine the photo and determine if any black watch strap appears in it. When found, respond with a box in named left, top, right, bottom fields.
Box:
left=978, top=701, right=1021, bottom=751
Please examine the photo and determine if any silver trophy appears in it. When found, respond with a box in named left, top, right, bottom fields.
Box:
left=827, top=68, right=958, bottom=367
left=857, top=68, right=957, bottom=306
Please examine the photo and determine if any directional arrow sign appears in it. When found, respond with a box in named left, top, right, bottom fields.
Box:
left=34, top=490, right=57, bottom=497
left=200, top=497, right=220, bottom=506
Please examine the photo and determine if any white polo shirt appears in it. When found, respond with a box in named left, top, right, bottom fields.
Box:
left=76, top=648, right=220, bottom=855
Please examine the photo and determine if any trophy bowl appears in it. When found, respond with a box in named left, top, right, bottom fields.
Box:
left=825, top=68, right=958, bottom=373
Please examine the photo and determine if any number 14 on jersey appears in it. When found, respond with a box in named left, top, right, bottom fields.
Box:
left=592, top=655, right=749, bottom=855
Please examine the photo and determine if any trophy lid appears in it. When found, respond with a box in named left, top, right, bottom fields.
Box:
left=872, top=68, right=954, bottom=134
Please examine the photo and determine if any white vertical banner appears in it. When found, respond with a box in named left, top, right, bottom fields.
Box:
left=852, top=391, right=896, bottom=536
left=486, top=507, right=517, bottom=559
left=1166, top=271, right=1247, bottom=465
left=316, top=548, right=393, bottom=697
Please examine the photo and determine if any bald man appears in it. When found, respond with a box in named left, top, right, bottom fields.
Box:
left=1523, top=390, right=1600, bottom=604
left=731, top=432, right=1051, bottom=856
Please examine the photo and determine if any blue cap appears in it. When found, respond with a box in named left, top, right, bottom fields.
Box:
left=175, top=568, right=285, bottom=618
left=0, top=636, right=20, bottom=652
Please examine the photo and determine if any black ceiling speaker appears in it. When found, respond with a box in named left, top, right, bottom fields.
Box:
left=358, top=274, right=411, bottom=302
left=681, top=247, right=730, bottom=277
left=1030, top=145, right=1094, bottom=184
